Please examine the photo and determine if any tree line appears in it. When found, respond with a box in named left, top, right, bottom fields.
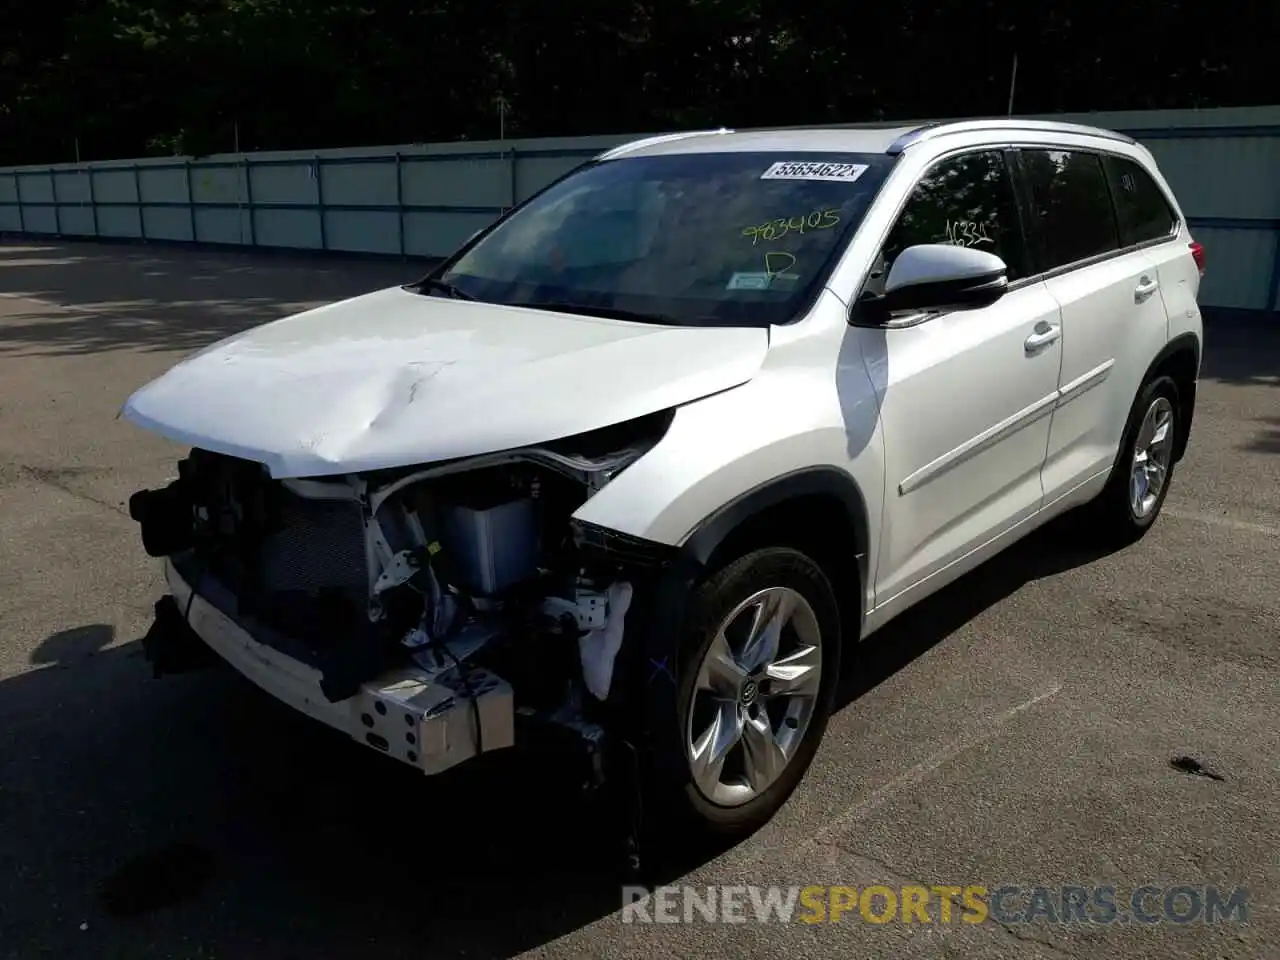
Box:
left=1, top=0, right=1274, bottom=166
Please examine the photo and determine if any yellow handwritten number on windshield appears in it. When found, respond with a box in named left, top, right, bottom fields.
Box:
left=742, top=209, right=840, bottom=245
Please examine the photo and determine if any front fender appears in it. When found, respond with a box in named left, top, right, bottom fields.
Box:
left=572, top=362, right=885, bottom=614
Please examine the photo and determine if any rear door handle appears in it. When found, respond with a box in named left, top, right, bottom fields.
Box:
left=1135, top=276, right=1160, bottom=303
left=1024, top=322, right=1061, bottom=354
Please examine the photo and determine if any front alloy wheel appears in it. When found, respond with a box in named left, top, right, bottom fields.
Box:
left=644, top=546, right=841, bottom=842
left=686, top=586, right=824, bottom=807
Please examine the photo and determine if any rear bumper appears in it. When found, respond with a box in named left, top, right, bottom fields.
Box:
left=163, top=558, right=515, bottom=775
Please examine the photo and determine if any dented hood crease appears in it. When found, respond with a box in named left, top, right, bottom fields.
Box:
left=123, top=286, right=769, bottom=478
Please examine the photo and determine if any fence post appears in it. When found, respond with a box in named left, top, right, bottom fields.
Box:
left=395, top=151, right=406, bottom=259
left=243, top=156, right=256, bottom=247
left=133, top=164, right=146, bottom=241
left=50, top=169, right=62, bottom=237
left=86, top=168, right=98, bottom=237
left=314, top=157, right=327, bottom=251
left=184, top=159, right=198, bottom=242
left=508, top=146, right=518, bottom=211
left=1268, top=232, right=1280, bottom=313
left=14, top=173, right=25, bottom=234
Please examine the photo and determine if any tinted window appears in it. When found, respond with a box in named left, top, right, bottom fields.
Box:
left=866, top=150, right=1027, bottom=296
left=1020, top=150, right=1120, bottom=270
left=1103, top=155, right=1178, bottom=245
left=428, top=151, right=896, bottom=327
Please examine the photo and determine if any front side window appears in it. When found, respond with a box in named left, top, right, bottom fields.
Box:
left=865, top=150, right=1027, bottom=298
left=1020, top=149, right=1120, bottom=271
left=1103, top=155, right=1178, bottom=246
left=424, top=151, right=897, bottom=327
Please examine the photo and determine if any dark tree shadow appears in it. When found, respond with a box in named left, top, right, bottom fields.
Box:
left=1198, top=308, right=1280, bottom=389
left=1195, top=311, right=1280, bottom=456
left=1243, top=416, right=1280, bottom=454
left=0, top=241, right=434, bottom=357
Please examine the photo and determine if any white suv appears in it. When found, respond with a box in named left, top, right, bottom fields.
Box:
left=124, top=119, right=1202, bottom=844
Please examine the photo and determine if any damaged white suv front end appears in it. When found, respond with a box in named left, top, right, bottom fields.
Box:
left=135, top=420, right=675, bottom=777
left=123, top=256, right=773, bottom=782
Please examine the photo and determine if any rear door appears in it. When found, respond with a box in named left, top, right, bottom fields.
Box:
left=1102, top=152, right=1201, bottom=338
left=1016, top=148, right=1170, bottom=503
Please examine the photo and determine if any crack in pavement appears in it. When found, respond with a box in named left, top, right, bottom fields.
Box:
left=824, top=837, right=1079, bottom=958
left=16, top=464, right=127, bottom=517
left=808, top=684, right=1065, bottom=847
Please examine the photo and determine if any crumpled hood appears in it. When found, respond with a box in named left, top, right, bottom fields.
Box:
left=123, top=286, right=769, bottom=478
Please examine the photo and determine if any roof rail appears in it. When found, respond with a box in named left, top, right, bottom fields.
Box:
left=887, top=118, right=1136, bottom=154
left=597, top=128, right=733, bottom=160
left=715, top=121, right=920, bottom=135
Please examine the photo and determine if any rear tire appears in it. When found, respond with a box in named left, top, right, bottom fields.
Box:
left=1087, top=374, right=1180, bottom=545
left=641, top=547, right=842, bottom=843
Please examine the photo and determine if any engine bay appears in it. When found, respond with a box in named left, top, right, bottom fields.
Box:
left=128, top=413, right=674, bottom=782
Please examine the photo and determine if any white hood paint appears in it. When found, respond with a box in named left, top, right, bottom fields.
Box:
left=123, top=286, right=769, bottom=478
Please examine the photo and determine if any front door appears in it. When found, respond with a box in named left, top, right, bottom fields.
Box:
left=858, top=149, right=1064, bottom=607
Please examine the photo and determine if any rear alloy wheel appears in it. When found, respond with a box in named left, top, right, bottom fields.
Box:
left=1128, top=394, right=1176, bottom=521
left=1089, top=374, right=1180, bottom=544
left=653, top=547, right=842, bottom=841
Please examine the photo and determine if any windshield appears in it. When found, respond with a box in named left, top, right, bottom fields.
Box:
left=422, top=151, right=897, bottom=327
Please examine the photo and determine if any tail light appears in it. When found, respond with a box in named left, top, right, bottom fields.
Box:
left=1189, top=241, right=1205, bottom=276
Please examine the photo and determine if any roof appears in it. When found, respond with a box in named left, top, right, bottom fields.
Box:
left=597, top=119, right=1136, bottom=161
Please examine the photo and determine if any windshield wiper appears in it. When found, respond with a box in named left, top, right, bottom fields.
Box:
left=415, top=278, right=476, bottom=301
left=507, top=300, right=674, bottom=325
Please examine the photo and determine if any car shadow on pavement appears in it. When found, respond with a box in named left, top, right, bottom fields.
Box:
left=835, top=510, right=1121, bottom=710
left=1, top=625, right=637, bottom=958
left=0, top=510, right=1125, bottom=959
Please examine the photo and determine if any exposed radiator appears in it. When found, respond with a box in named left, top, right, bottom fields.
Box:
left=256, top=492, right=367, bottom=596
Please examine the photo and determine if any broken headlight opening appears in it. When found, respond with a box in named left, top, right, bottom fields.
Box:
left=127, top=409, right=676, bottom=780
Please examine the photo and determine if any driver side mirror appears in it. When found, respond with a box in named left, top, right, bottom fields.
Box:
left=874, top=244, right=1008, bottom=318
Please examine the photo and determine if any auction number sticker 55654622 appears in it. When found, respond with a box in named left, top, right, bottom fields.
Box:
left=760, top=161, right=868, bottom=182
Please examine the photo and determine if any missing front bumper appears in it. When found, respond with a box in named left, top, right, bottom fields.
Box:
left=162, top=558, right=515, bottom=775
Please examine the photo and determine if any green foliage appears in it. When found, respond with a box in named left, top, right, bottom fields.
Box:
left=0, top=0, right=1271, bottom=164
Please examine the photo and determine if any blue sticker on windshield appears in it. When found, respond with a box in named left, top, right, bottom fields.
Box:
left=727, top=272, right=772, bottom=290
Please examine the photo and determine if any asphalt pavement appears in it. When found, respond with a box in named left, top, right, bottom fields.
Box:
left=0, top=240, right=1276, bottom=959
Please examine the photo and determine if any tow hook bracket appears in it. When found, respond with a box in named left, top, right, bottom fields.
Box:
left=140, top=595, right=220, bottom=678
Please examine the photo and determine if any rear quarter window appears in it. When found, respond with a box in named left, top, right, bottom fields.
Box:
left=1103, top=155, right=1179, bottom=246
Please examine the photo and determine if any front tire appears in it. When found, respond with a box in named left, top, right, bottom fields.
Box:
left=1089, top=374, right=1180, bottom=545
left=644, top=547, right=842, bottom=843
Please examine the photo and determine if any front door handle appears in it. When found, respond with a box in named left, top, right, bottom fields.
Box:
left=1135, top=276, right=1161, bottom=303
left=1024, top=322, right=1061, bottom=354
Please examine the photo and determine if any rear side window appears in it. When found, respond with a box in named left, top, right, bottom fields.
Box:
left=1103, top=155, right=1178, bottom=245
left=1020, top=150, right=1120, bottom=271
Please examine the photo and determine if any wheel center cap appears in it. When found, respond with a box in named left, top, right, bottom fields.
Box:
left=740, top=680, right=759, bottom=706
